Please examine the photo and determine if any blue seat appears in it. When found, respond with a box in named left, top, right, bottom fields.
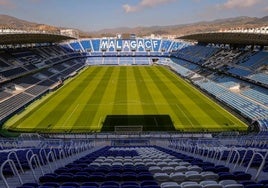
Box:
left=105, top=172, right=121, bottom=181
left=121, top=182, right=139, bottom=188
left=73, top=174, right=89, bottom=182
left=122, top=172, right=137, bottom=181
left=42, top=182, right=60, bottom=188
left=56, top=174, right=73, bottom=182
left=88, top=174, right=105, bottom=182
left=218, top=172, right=235, bottom=181
left=141, top=180, right=159, bottom=187
left=244, top=184, right=264, bottom=188
left=39, top=174, right=57, bottom=183
left=22, top=183, right=39, bottom=188
left=81, top=182, right=99, bottom=187
left=259, top=180, right=268, bottom=185
left=240, top=180, right=257, bottom=186
left=101, top=181, right=120, bottom=187
left=60, top=182, right=80, bottom=188
left=234, top=172, right=252, bottom=180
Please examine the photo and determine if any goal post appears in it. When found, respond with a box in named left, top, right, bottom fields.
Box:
left=114, top=125, right=143, bottom=134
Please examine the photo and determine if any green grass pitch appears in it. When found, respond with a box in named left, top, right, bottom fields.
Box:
left=3, top=65, right=248, bottom=133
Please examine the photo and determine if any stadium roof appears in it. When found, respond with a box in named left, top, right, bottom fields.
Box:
left=178, top=32, right=268, bottom=46
left=0, top=32, right=75, bottom=45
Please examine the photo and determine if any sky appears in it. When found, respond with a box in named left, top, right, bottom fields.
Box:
left=0, top=0, right=267, bottom=31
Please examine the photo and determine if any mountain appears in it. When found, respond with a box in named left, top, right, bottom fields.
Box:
left=89, top=16, right=267, bottom=37
left=0, top=14, right=59, bottom=31
left=0, top=14, right=267, bottom=38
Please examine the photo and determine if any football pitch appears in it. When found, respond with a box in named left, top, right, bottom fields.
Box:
left=4, top=65, right=248, bottom=133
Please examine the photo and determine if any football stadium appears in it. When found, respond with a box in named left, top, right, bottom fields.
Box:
left=0, top=2, right=268, bottom=188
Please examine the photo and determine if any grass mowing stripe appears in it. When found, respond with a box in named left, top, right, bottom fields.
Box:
left=90, top=66, right=121, bottom=130
left=56, top=68, right=114, bottom=129
left=9, top=67, right=99, bottom=131
left=154, top=66, right=213, bottom=127
left=112, top=66, right=128, bottom=114
left=36, top=67, right=102, bottom=130
left=127, top=67, right=143, bottom=114
left=140, top=66, right=184, bottom=130
left=73, top=66, right=114, bottom=128
left=145, top=67, right=201, bottom=129
left=156, top=66, right=227, bottom=126
left=4, top=65, right=247, bottom=133
left=156, top=66, right=246, bottom=130
left=133, top=67, right=158, bottom=114
left=157, top=66, right=247, bottom=131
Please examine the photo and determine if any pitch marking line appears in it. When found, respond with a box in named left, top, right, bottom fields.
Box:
left=176, top=104, right=194, bottom=127
left=61, top=104, right=80, bottom=128
left=179, top=77, right=244, bottom=127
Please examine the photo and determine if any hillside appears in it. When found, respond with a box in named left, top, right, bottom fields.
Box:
left=0, top=14, right=59, bottom=31
left=0, top=14, right=267, bottom=38
left=91, top=16, right=267, bottom=37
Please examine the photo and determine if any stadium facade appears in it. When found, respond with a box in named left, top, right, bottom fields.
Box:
left=0, top=31, right=267, bottom=187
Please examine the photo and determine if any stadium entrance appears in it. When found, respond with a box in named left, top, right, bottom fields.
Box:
left=101, top=115, right=175, bottom=132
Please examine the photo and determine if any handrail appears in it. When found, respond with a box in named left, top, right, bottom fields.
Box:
left=28, top=154, right=44, bottom=182
left=7, top=151, right=24, bottom=174
left=46, top=150, right=57, bottom=172
left=245, top=150, right=268, bottom=181
left=229, top=149, right=241, bottom=170
left=39, top=148, right=48, bottom=166
left=239, top=148, right=254, bottom=167
left=26, top=150, right=34, bottom=163
left=0, top=159, right=23, bottom=188
left=58, top=149, right=66, bottom=166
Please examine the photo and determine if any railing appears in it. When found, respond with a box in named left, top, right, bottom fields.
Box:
left=168, top=140, right=268, bottom=181
left=0, top=159, right=23, bottom=188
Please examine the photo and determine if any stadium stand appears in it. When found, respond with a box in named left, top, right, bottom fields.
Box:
left=0, top=136, right=267, bottom=188
left=0, top=34, right=268, bottom=188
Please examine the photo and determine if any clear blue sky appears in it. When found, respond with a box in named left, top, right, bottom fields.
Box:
left=0, top=0, right=267, bottom=31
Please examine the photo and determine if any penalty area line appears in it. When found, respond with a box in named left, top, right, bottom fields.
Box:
left=61, top=104, right=80, bottom=128
left=176, top=104, right=195, bottom=128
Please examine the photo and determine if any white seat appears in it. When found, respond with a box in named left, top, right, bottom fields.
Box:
left=154, top=172, right=170, bottom=182
left=162, top=166, right=175, bottom=174
left=89, top=162, right=100, bottom=167
left=180, top=181, right=201, bottom=188
left=223, top=184, right=244, bottom=188
left=149, top=166, right=162, bottom=173
left=154, top=159, right=163, bottom=163
left=174, top=166, right=188, bottom=173
left=173, top=159, right=183, bottom=163
left=200, top=180, right=223, bottom=188
left=219, top=180, right=238, bottom=186
left=124, top=162, right=133, bottom=166
left=103, top=159, right=113, bottom=163
left=161, top=181, right=181, bottom=188
left=168, top=162, right=179, bottom=167
left=143, top=159, right=152, bottom=163
left=112, top=162, right=123, bottom=166
left=146, top=162, right=157, bottom=167
left=185, top=171, right=202, bottom=182
left=219, top=180, right=243, bottom=188
left=203, top=184, right=223, bottom=188
left=200, top=180, right=218, bottom=186
left=178, top=161, right=191, bottom=167
left=163, top=159, right=173, bottom=163
left=201, top=171, right=219, bottom=180
left=157, top=162, right=169, bottom=167
left=169, top=172, right=186, bottom=183
left=188, top=165, right=202, bottom=173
